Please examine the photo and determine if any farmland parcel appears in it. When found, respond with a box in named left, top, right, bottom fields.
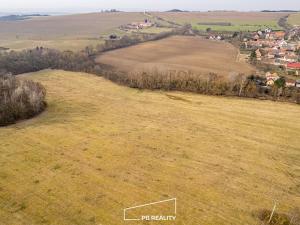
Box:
left=0, top=70, right=299, bottom=225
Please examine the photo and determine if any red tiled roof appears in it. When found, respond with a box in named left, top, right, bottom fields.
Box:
left=286, top=79, right=296, bottom=83
left=287, top=62, right=300, bottom=69
left=274, top=31, right=285, bottom=37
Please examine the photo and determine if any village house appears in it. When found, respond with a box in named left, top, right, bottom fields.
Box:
left=265, top=27, right=272, bottom=33
left=247, top=40, right=263, bottom=48
left=139, top=19, right=153, bottom=28
left=209, top=35, right=222, bottom=40
left=286, top=43, right=297, bottom=51
left=285, top=79, right=296, bottom=87
left=255, top=49, right=262, bottom=61
left=283, top=54, right=298, bottom=63
left=264, top=47, right=278, bottom=59
left=265, top=72, right=279, bottom=86
left=253, top=34, right=260, bottom=41
left=272, top=31, right=285, bottom=40
left=243, top=29, right=300, bottom=79
left=273, top=58, right=285, bottom=66
left=266, top=79, right=276, bottom=86
left=287, top=27, right=300, bottom=40
left=278, top=49, right=286, bottom=57
left=287, top=62, right=300, bottom=75
left=278, top=40, right=288, bottom=48
left=122, top=19, right=153, bottom=30
left=267, top=52, right=275, bottom=59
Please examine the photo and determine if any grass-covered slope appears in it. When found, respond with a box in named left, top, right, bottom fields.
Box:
left=0, top=12, right=145, bottom=51
left=153, top=11, right=287, bottom=31
left=0, top=70, right=299, bottom=225
left=288, top=13, right=300, bottom=26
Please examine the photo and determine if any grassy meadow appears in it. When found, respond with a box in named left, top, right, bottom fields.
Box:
left=0, top=70, right=299, bottom=225
left=0, top=38, right=104, bottom=52
left=153, top=12, right=287, bottom=31
left=288, top=13, right=300, bottom=26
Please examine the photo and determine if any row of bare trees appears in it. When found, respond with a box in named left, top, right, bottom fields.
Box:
left=87, top=24, right=194, bottom=55
left=99, top=68, right=300, bottom=103
left=1, top=47, right=299, bottom=104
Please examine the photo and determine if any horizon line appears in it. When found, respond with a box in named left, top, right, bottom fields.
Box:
left=0, top=9, right=299, bottom=14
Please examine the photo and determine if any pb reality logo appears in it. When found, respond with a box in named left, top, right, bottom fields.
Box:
left=123, top=198, right=177, bottom=221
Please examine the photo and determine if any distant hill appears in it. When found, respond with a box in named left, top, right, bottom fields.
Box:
left=261, top=10, right=299, bottom=12
left=101, top=9, right=121, bottom=13
left=166, top=9, right=189, bottom=13
left=0, top=14, right=48, bottom=21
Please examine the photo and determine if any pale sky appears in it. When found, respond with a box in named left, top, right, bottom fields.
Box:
left=0, top=0, right=299, bottom=13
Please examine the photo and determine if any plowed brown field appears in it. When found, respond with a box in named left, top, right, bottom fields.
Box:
left=96, top=36, right=255, bottom=77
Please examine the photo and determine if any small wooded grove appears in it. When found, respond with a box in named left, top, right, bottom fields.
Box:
left=0, top=47, right=95, bottom=75
left=0, top=73, right=46, bottom=126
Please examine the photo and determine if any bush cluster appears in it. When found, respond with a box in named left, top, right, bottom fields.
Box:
left=0, top=73, right=46, bottom=126
left=255, top=208, right=300, bottom=225
left=0, top=47, right=95, bottom=75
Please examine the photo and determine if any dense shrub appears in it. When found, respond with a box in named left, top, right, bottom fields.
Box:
left=0, top=73, right=46, bottom=126
left=0, top=47, right=95, bottom=75
left=100, top=68, right=246, bottom=94
left=255, top=208, right=300, bottom=225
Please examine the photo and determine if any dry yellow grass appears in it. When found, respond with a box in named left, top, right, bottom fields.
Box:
left=97, top=36, right=255, bottom=77
left=153, top=11, right=287, bottom=31
left=288, top=13, right=300, bottom=26
left=0, top=70, right=299, bottom=225
left=0, top=38, right=104, bottom=51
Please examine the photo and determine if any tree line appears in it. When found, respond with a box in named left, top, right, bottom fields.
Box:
left=99, top=69, right=300, bottom=104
